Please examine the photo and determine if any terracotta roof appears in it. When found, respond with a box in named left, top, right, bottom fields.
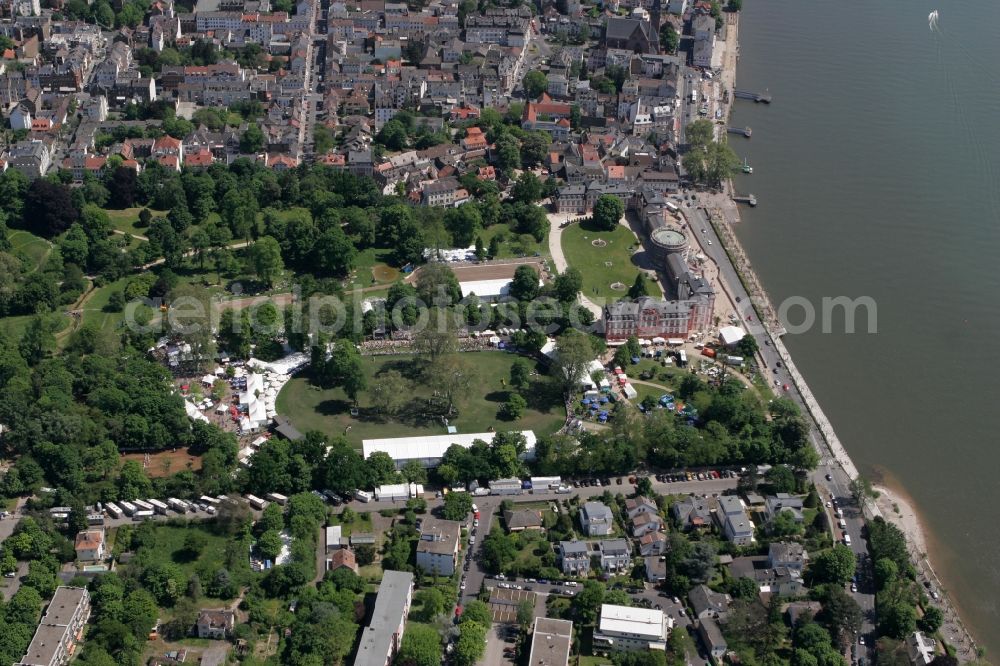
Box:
left=184, top=149, right=213, bottom=166
left=153, top=135, right=182, bottom=150
left=329, top=548, right=357, bottom=571
left=75, top=529, right=104, bottom=551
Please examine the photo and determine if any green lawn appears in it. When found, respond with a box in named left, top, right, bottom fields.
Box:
left=560, top=219, right=662, bottom=301
left=139, top=523, right=234, bottom=579
left=479, top=223, right=546, bottom=259
left=0, top=311, right=71, bottom=341
left=345, top=247, right=399, bottom=292
left=6, top=229, right=51, bottom=270
left=275, top=352, right=566, bottom=447
left=103, top=207, right=167, bottom=236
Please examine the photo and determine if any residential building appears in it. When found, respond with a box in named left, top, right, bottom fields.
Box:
left=645, top=555, right=667, bottom=583
left=528, top=617, right=573, bottom=666
left=74, top=529, right=105, bottom=562
left=580, top=501, right=614, bottom=536
left=603, top=17, right=657, bottom=54
left=728, top=556, right=806, bottom=598
left=624, top=496, right=658, bottom=520
left=905, top=632, right=936, bottom=666
left=631, top=512, right=661, bottom=537
left=697, top=618, right=728, bottom=663
left=593, top=604, right=672, bottom=653
left=422, top=177, right=460, bottom=206
left=15, top=587, right=90, bottom=666
left=598, top=539, right=632, bottom=573
left=716, top=496, right=754, bottom=546
left=688, top=584, right=730, bottom=620
left=504, top=509, right=544, bottom=532
left=558, top=540, right=590, bottom=576
left=326, top=525, right=345, bottom=552
left=638, top=531, right=667, bottom=556
left=415, top=517, right=461, bottom=576
left=6, top=140, right=50, bottom=178
left=197, top=609, right=234, bottom=639
left=328, top=548, right=358, bottom=573
left=355, top=571, right=414, bottom=666
left=764, top=494, right=805, bottom=524
left=768, top=542, right=807, bottom=572
left=672, top=496, right=712, bottom=530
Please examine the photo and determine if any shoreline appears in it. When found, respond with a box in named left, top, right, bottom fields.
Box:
left=717, top=10, right=981, bottom=661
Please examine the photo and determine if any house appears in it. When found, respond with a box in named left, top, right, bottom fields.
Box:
left=328, top=548, right=358, bottom=573
left=197, top=609, right=234, bottom=639
left=504, top=509, right=544, bottom=532
left=905, top=631, right=936, bottom=666
left=716, top=496, right=754, bottom=546
left=728, top=556, right=806, bottom=598
left=460, top=126, right=488, bottom=151
left=645, top=556, right=667, bottom=583
left=687, top=584, right=730, bottom=620
left=631, top=512, right=662, bottom=538
left=528, top=617, right=573, bottom=666
left=15, top=587, right=91, bottom=666
left=697, top=618, right=728, bottom=663
left=6, top=140, right=50, bottom=178
left=580, top=501, right=614, bottom=536
left=672, top=496, right=712, bottom=530
left=598, top=539, right=632, bottom=573
left=764, top=494, right=805, bottom=523
left=692, top=15, right=715, bottom=68
left=558, top=540, right=590, bottom=576
left=768, top=542, right=807, bottom=572
left=593, top=604, right=672, bottom=653
left=355, top=571, right=414, bottom=666
left=415, top=517, right=461, bottom=576
left=638, top=531, right=667, bottom=556
left=422, top=177, right=460, bottom=207
left=625, top=496, right=658, bottom=520
left=785, top=601, right=822, bottom=626
left=151, top=135, right=183, bottom=171
left=325, top=525, right=345, bottom=552
left=74, top=529, right=105, bottom=562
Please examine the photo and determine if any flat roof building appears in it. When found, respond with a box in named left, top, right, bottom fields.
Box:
left=16, top=586, right=91, bottom=666
left=528, top=617, right=574, bottom=666
left=593, top=604, right=672, bottom=653
left=354, top=571, right=415, bottom=666
left=363, top=431, right=536, bottom=468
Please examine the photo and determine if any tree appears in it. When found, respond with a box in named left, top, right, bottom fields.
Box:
left=425, top=354, right=473, bottom=416
left=240, top=123, right=264, bottom=153
left=509, top=359, right=531, bottom=392
left=522, top=70, right=549, bottom=99
left=355, top=543, right=376, bottom=565
left=413, top=310, right=459, bottom=364
left=395, top=623, right=442, bottom=666
left=414, top=588, right=446, bottom=621
left=705, top=141, right=741, bottom=185
left=454, top=620, right=487, bottom=666
left=376, top=119, right=408, bottom=151
left=481, top=530, right=516, bottom=573
left=511, top=171, right=543, bottom=204
left=474, top=235, right=486, bottom=260
left=442, top=491, right=473, bottom=521
left=919, top=606, right=943, bottom=633
left=873, top=558, right=898, bottom=589
left=636, top=476, right=654, bottom=498
left=729, top=576, right=759, bottom=601
left=256, top=529, right=283, bottom=561
left=509, top=265, right=540, bottom=301
left=370, top=369, right=408, bottom=417
left=247, top=236, right=284, bottom=286
left=416, top=263, right=461, bottom=305
left=808, top=544, right=856, bottom=585
left=487, top=235, right=501, bottom=259
left=764, top=465, right=797, bottom=493
left=19, top=316, right=56, bottom=365
left=553, top=329, right=595, bottom=396
left=313, top=226, right=356, bottom=277
left=592, top=194, right=624, bottom=231
left=628, top=273, right=651, bottom=298
left=367, top=451, right=397, bottom=486
left=315, top=340, right=368, bottom=403
left=660, top=22, right=680, bottom=53
left=516, top=599, right=534, bottom=628
left=499, top=393, right=527, bottom=420
left=878, top=600, right=917, bottom=639
left=576, top=581, right=605, bottom=624
left=553, top=267, right=583, bottom=303
left=458, top=600, right=491, bottom=628
left=686, top=119, right=715, bottom=147
left=727, top=0, right=742, bottom=10
left=814, top=584, right=862, bottom=641
left=444, top=204, right=482, bottom=247
left=23, top=179, right=79, bottom=237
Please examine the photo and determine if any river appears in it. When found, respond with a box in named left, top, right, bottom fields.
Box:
left=729, top=0, right=1000, bottom=655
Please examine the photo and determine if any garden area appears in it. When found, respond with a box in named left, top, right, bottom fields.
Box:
left=560, top=218, right=663, bottom=301
left=275, top=351, right=566, bottom=446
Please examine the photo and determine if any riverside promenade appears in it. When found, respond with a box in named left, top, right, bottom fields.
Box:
left=713, top=10, right=980, bottom=660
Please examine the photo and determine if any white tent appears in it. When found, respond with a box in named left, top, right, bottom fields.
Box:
left=623, top=383, right=638, bottom=399
left=638, top=339, right=652, bottom=346
left=651, top=337, right=667, bottom=344
left=719, top=326, right=747, bottom=347
left=216, top=403, right=228, bottom=413
left=201, top=374, right=215, bottom=386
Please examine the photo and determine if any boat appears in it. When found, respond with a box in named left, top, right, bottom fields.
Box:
left=742, top=157, right=753, bottom=174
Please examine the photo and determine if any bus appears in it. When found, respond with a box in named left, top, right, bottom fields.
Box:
left=690, top=88, right=697, bottom=104
left=105, top=502, right=123, bottom=519
left=148, top=499, right=169, bottom=515
left=245, top=494, right=267, bottom=510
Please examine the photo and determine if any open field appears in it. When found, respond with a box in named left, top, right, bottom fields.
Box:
left=478, top=222, right=546, bottom=259
left=560, top=219, right=663, bottom=301
left=122, top=449, right=204, bottom=477
left=0, top=311, right=71, bottom=341
left=6, top=229, right=51, bottom=269
left=275, top=351, right=565, bottom=446
left=346, top=247, right=399, bottom=291
left=103, top=207, right=167, bottom=237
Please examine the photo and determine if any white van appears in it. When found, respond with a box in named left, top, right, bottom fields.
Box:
left=843, top=534, right=852, bottom=546
left=838, top=519, right=847, bottom=530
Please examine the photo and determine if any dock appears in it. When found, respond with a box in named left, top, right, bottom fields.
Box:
left=727, top=126, right=752, bottom=138
left=733, top=194, right=757, bottom=206
left=734, top=89, right=772, bottom=103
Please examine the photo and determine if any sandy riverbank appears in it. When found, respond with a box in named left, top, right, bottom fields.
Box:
left=872, top=483, right=928, bottom=558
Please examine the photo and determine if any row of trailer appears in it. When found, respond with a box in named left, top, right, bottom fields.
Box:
left=52, top=492, right=277, bottom=525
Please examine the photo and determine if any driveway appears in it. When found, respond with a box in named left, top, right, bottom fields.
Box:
left=546, top=212, right=603, bottom=318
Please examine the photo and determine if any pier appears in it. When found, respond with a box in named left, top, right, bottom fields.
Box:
left=733, top=194, right=757, bottom=206
left=734, top=89, right=772, bottom=103
left=727, top=126, right=752, bottom=138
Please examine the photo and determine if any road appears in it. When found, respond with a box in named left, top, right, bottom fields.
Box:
left=0, top=498, right=29, bottom=601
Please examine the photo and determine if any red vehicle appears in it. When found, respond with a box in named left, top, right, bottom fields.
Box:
left=701, top=348, right=716, bottom=358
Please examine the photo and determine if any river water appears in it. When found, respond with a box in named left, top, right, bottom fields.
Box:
left=729, top=0, right=1000, bottom=654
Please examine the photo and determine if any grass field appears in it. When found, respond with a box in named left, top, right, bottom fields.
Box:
left=0, top=311, right=71, bottom=341
left=103, top=207, right=167, bottom=237
left=138, top=523, right=249, bottom=596
left=345, top=247, right=399, bottom=291
left=560, top=219, right=662, bottom=301
left=6, top=229, right=51, bottom=270
left=275, top=352, right=566, bottom=447
left=479, top=223, right=546, bottom=259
